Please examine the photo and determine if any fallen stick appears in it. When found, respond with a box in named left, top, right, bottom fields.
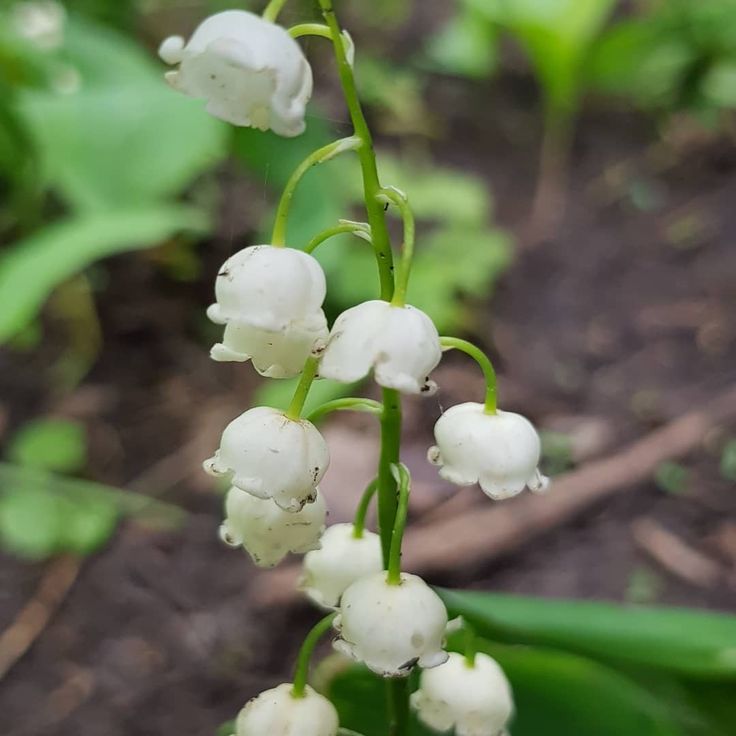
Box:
left=251, top=385, right=736, bottom=606
left=0, top=554, right=81, bottom=680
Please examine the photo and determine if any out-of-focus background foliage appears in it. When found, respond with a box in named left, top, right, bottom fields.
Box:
left=1, top=1, right=735, bottom=734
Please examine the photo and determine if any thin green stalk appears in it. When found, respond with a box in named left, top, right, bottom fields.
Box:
left=271, top=136, right=360, bottom=246
left=285, top=357, right=319, bottom=420
left=289, top=22, right=331, bottom=39
left=386, top=679, right=410, bottom=736
left=440, top=336, right=497, bottom=414
left=377, top=187, right=415, bottom=307
left=377, top=387, right=401, bottom=563
left=292, top=613, right=336, bottom=698
left=305, top=221, right=371, bottom=254
left=386, top=463, right=410, bottom=585
left=262, top=0, right=289, bottom=22
left=352, top=478, right=378, bottom=538
left=464, top=622, right=477, bottom=668
left=317, top=0, right=395, bottom=301
left=307, top=397, right=383, bottom=424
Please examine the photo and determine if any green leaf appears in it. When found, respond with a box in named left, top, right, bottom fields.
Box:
left=719, top=439, right=736, bottom=482
left=654, top=461, right=689, bottom=495
left=0, top=205, right=208, bottom=342
left=438, top=588, right=736, bottom=678
left=15, top=17, right=227, bottom=212
left=254, top=377, right=357, bottom=418
left=0, top=487, right=63, bottom=560
left=6, top=419, right=87, bottom=473
left=57, top=493, right=118, bottom=555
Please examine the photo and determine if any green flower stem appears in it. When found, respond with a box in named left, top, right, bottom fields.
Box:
left=289, top=22, right=332, bottom=39
left=386, top=463, right=410, bottom=585
left=271, top=136, right=361, bottom=246
left=377, top=388, right=401, bottom=563
left=377, top=188, right=415, bottom=307
left=439, top=336, right=498, bottom=414
left=304, top=221, right=371, bottom=254
left=464, top=622, right=477, bottom=668
left=262, top=0, right=289, bottom=22
left=291, top=613, right=337, bottom=698
left=317, top=0, right=395, bottom=301
left=306, top=397, right=383, bottom=424
left=352, top=478, right=378, bottom=538
left=386, top=678, right=410, bottom=736
left=285, top=357, right=319, bottom=420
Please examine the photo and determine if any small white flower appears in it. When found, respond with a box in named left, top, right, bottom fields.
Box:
left=159, top=10, right=312, bottom=135
left=235, top=683, right=338, bottom=736
left=220, top=486, right=326, bottom=567
left=333, top=572, right=448, bottom=677
left=300, top=523, right=383, bottom=608
left=428, top=403, right=549, bottom=500
left=11, top=1, right=65, bottom=51
left=204, top=407, right=329, bottom=512
left=207, top=245, right=328, bottom=377
left=319, top=300, right=441, bottom=395
left=411, top=652, right=514, bottom=736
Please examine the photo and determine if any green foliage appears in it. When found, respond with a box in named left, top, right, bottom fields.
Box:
left=0, top=463, right=185, bottom=561
left=7, top=418, right=87, bottom=473
left=437, top=588, right=736, bottom=678
left=719, top=438, right=736, bottom=482
left=654, top=461, right=689, bottom=495
left=539, top=430, right=574, bottom=475
left=590, top=0, right=736, bottom=118
left=0, top=205, right=208, bottom=342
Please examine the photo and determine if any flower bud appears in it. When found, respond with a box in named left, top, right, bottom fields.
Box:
left=159, top=10, right=312, bottom=136
left=428, top=403, right=549, bottom=500
left=220, top=486, right=326, bottom=567
left=300, top=523, right=383, bottom=608
left=319, top=300, right=441, bottom=395
left=207, top=245, right=328, bottom=377
left=333, top=572, right=448, bottom=677
left=235, top=683, right=338, bottom=736
left=411, top=652, right=514, bottom=736
left=204, top=407, right=329, bottom=512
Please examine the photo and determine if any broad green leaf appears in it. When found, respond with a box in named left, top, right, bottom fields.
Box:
left=322, top=643, right=684, bottom=736
left=16, top=17, right=227, bottom=212
left=6, top=418, right=87, bottom=473
left=57, top=492, right=118, bottom=555
left=0, top=205, right=208, bottom=342
left=254, top=377, right=357, bottom=418
left=438, top=588, right=736, bottom=679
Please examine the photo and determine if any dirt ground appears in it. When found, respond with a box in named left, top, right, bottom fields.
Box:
left=2, top=67, right=736, bottom=736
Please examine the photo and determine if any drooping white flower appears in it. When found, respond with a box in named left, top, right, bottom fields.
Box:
left=428, top=403, right=549, bottom=500
left=235, top=683, right=338, bottom=736
left=300, top=523, right=383, bottom=608
left=319, top=300, right=441, bottom=395
left=411, top=652, right=514, bottom=736
left=203, top=407, right=329, bottom=512
left=333, top=572, right=448, bottom=677
left=220, top=486, right=326, bottom=567
left=207, top=245, right=328, bottom=377
left=159, top=10, right=312, bottom=136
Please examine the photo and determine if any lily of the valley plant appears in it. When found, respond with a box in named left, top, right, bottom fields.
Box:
left=159, top=2, right=549, bottom=734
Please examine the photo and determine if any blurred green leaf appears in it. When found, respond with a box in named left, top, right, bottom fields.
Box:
left=425, top=3, right=498, bottom=79
left=719, top=439, right=736, bottom=482
left=0, top=487, right=62, bottom=559
left=15, top=17, right=227, bottom=212
left=0, top=205, right=208, bottom=343
left=654, top=461, right=689, bottom=495
left=57, top=492, right=118, bottom=555
left=7, top=418, right=87, bottom=473
left=438, top=588, right=736, bottom=678
left=254, top=376, right=357, bottom=418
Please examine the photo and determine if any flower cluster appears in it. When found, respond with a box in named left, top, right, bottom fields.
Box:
left=161, top=6, right=551, bottom=736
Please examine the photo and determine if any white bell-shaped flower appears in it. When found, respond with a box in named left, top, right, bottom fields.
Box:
left=319, top=300, right=441, bottom=395
left=235, top=683, right=338, bottom=736
left=159, top=10, right=312, bottom=135
left=220, top=486, right=326, bottom=567
left=411, top=652, right=514, bottom=736
left=333, top=572, right=448, bottom=677
left=428, top=403, right=549, bottom=500
left=300, top=523, right=383, bottom=608
left=204, top=407, right=329, bottom=512
left=207, top=245, right=328, bottom=377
